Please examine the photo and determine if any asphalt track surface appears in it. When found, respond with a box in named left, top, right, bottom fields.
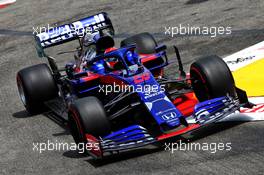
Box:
left=1, top=0, right=264, bottom=174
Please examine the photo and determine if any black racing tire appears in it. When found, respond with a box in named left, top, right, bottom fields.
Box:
left=120, top=32, right=157, bottom=54
left=16, top=63, right=58, bottom=114
left=190, top=55, right=236, bottom=102
left=68, top=96, right=111, bottom=144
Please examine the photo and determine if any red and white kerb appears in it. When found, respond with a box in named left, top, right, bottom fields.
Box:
left=0, top=0, right=16, bottom=9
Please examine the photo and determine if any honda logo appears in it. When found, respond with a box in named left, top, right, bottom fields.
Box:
left=161, top=112, right=177, bottom=120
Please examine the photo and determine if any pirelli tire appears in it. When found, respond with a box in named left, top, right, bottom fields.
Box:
left=68, top=96, right=111, bottom=145
left=190, top=55, right=236, bottom=102
left=16, top=63, right=58, bottom=114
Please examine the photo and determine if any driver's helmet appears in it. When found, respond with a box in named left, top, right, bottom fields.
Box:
left=126, top=51, right=135, bottom=65
left=125, top=51, right=139, bottom=65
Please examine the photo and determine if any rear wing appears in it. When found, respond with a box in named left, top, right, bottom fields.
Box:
left=35, top=12, right=114, bottom=57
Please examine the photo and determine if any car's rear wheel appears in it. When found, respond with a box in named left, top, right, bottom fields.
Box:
left=190, top=55, right=236, bottom=102
left=120, top=32, right=157, bottom=54
left=16, top=63, right=58, bottom=114
left=68, top=96, right=111, bottom=145
left=121, top=32, right=165, bottom=77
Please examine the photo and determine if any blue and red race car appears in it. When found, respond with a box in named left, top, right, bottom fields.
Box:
left=16, top=12, right=252, bottom=159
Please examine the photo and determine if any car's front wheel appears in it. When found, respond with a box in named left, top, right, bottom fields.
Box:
left=68, top=96, right=111, bottom=145
left=190, top=55, right=236, bottom=102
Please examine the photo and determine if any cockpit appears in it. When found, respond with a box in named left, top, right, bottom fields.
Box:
left=89, top=45, right=143, bottom=77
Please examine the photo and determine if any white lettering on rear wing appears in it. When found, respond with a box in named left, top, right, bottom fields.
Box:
left=35, top=13, right=112, bottom=49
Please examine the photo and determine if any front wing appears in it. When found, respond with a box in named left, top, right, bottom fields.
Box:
left=85, top=96, right=246, bottom=159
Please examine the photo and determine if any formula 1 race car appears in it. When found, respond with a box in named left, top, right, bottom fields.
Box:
left=16, top=12, right=252, bottom=159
